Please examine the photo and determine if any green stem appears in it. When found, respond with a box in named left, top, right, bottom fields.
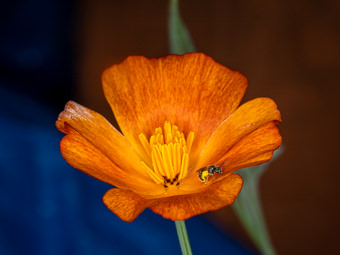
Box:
left=175, top=220, right=193, bottom=255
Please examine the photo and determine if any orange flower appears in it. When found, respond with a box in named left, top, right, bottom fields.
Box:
left=56, top=53, right=281, bottom=222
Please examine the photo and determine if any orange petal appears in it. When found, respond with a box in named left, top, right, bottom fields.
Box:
left=223, top=121, right=282, bottom=172
left=195, top=97, right=281, bottom=169
left=103, top=188, right=152, bottom=222
left=180, top=122, right=281, bottom=190
left=102, top=53, right=247, bottom=165
left=149, top=174, right=243, bottom=221
left=56, top=101, right=147, bottom=178
left=60, top=128, right=163, bottom=195
left=56, top=101, right=164, bottom=195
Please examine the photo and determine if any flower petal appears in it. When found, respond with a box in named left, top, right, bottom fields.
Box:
left=59, top=128, right=163, bottom=195
left=56, top=101, right=164, bottom=195
left=103, top=174, right=243, bottom=222
left=181, top=121, right=281, bottom=190
left=223, top=121, right=282, bottom=172
left=103, top=188, right=151, bottom=222
left=149, top=174, right=243, bottom=221
left=195, top=97, right=281, bottom=170
left=102, top=53, right=248, bottom=165
left=56, top=101, right=147, bottom=178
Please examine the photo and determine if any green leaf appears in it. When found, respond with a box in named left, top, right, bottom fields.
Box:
left=168, top=0, right=196, bottom=54
left=232, top=147, right=284, bottom=255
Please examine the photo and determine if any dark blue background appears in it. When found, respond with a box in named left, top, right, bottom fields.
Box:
left=0, top=1, right=253, bottom=254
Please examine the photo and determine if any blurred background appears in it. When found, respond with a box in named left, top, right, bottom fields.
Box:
left=0, top=0, right=339, bottom=254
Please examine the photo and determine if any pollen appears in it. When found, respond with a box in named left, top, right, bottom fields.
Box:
left=139, top=121, right=194, bottom=187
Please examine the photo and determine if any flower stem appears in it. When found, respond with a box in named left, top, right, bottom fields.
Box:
left=175, top=220, right=193, bottom=255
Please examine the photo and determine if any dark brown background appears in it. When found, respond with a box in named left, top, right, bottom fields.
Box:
left=73, top=0, right=340, bottom=254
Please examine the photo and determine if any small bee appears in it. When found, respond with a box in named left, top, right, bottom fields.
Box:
left=197, top=161, right=225, bottom=183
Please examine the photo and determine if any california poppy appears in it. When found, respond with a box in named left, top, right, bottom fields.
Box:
left=56, top=53, right=281, bottom=222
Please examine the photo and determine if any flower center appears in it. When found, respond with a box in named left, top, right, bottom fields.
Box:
left=139, top=121, right=194, bottom=188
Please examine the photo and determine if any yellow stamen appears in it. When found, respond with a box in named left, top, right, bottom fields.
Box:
left=140, top=161, right=163, bottom=184
left=138, top=133, right=151, bottom=157
left=178, top=153, right=189, bottom=180
left=139, top=121, right=194, bottom=188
